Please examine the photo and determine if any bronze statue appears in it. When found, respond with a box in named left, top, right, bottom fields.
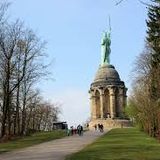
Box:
left=101, top=30, right=111, bottom=66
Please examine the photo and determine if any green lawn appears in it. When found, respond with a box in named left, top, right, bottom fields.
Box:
left=66, top=128, right=160, bottom=160
left=0, top=130, right=66, bottom=154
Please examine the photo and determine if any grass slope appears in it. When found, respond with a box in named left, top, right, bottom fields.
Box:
left=0, top=130, right=65, bottom=154
left=66, top=128, right=160, bottom=160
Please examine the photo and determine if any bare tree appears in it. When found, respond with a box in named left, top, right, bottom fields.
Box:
left=0, top=1, right=61, bottom=139
left=128, top=43, right=160, bottom=137
left=24, top=91, right=61, bottom=133
left=115, top=0, right=150, bottom=6
left=0, top=19, right=50, bottom=138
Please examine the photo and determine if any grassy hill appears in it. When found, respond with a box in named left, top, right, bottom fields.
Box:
left=0, top=130, right=66, bottom=154
left=66, top=128, right=160, bottom=160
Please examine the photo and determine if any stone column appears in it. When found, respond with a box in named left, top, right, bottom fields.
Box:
left=90, top=96, right=97, bottom=119
left=89, top=89, right=97, bottom=120
left=124, top=88, right=128, bottom=110
left=109, top=87, right=116, bottom=118
left=100, top=89, right=104, bottom=119
left=118, top=87, right=124, bottom=117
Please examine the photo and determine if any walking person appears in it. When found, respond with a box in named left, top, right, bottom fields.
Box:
left=80, top=125, right=83, bottom=136
left=99, top=124, right=104, bottom=132
left=98, top=124, right=100, bottom=131
left=101, top=124, right=104, bottom=132
left=94, top=124, right=97, bottom=131
left=77, top=125, right=81, bottom=136
left=67, top=128, right=70, bottom=136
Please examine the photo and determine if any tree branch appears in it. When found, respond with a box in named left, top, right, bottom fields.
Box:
left=115, top=0, right=125, bottom=6
left=115, top=0, right=150, bottom=6
left=138, top=0, right=150, bottom=6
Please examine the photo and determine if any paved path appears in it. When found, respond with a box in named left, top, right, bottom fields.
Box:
left=0, top=130, right=108, bottom=160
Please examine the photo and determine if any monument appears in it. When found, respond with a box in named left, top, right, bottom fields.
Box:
left=89, top=29, right=131, bottom=129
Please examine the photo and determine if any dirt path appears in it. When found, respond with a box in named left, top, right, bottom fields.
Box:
left=0, top=130, right=108, bottom=160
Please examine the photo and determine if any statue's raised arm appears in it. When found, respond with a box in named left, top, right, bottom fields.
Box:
left=101, top=30, right=111, bottom=66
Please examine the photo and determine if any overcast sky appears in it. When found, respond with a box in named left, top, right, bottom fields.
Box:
left=10, top=0, right=149, bottom=126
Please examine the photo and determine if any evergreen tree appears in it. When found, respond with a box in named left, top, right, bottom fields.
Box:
left=146, top=0, right=160, bottom=101
left=145, top=0, right=160, bottom=137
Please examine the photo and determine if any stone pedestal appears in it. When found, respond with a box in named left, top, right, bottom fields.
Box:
left=89, top=119, right=132, bottom=130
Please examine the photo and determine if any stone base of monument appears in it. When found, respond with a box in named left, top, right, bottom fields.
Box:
left=89, top=119, right=132, bottom=130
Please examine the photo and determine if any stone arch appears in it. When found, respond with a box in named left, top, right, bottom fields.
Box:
left=104, top=88, right=110, bottom=118
left=95, top=90, right=100, bottom=118
left=93, top=87, right=101, bottom=95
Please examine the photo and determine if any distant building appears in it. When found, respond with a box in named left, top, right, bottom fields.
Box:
left=53, top=122, right=68, bottom=130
